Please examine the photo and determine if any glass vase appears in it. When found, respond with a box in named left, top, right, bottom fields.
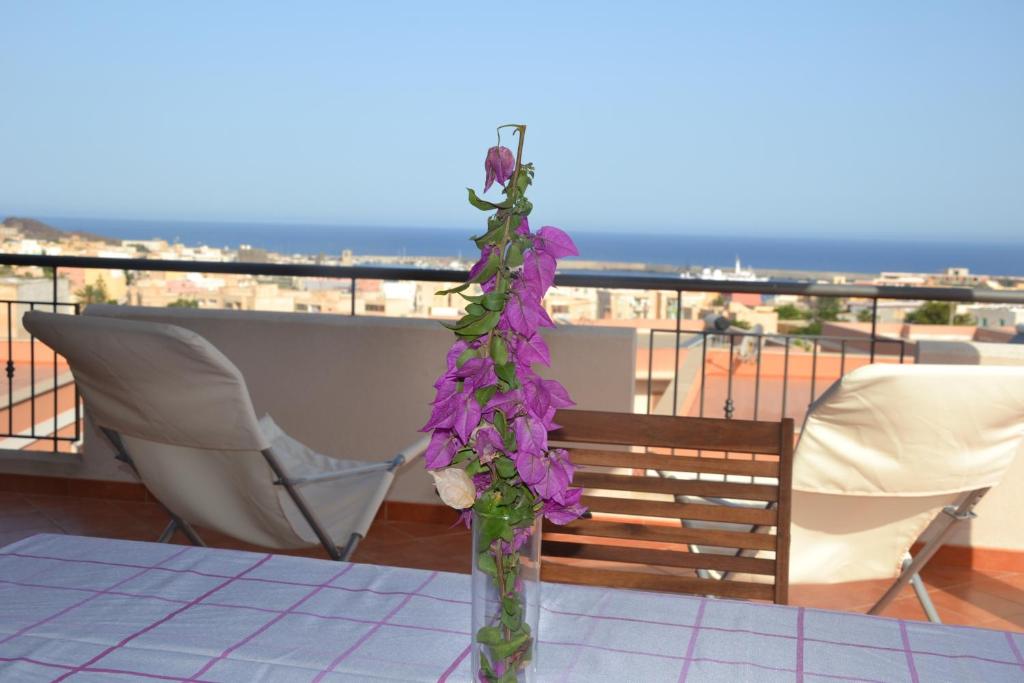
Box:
left=471, top=509, right=542, bottom=683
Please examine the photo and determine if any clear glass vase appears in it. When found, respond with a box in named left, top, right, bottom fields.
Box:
left=471, top=509, right=542, bottom=683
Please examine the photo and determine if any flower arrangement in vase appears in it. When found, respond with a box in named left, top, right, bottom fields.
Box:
left=422, top=124, right=586, bottom=682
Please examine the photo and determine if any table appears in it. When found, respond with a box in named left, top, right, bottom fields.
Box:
left=0, top=534, right=1021, bottom=682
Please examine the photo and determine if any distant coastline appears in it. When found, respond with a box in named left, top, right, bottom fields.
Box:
left=23, top=215, right=1024, bottom=278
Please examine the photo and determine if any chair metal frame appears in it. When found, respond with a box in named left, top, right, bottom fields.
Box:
left=101, top=426, right=415, bottom=562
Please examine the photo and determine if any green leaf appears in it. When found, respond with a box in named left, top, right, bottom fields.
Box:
left=495, top=362, right=517, bottom=385
left=479, top=291, right=507, bottom=311
left=466, top=303, right=485, bottom=317
left=490, top=632, right=529, bottom=660
left=475, top=385, right=498, bottom=407
left=482, top=515, right=512, bottom=546
left=473, top=222, right=506, bottom=249
left=502, top=596, right=521, bottom=616
left=505, top=241, right=524, bottom=269
left=490, top=335, right=509, bottom=365
left=477, top=551, right=497, bottom=577
left=476, top=625, right=503, bottom=646
left=435, top=281, right=471, bottom=296
left=467, top=188, right=513, bottom=211
left=451, top=447, right=474, bottom=465
left=441, top=312, right=481, bottom=331
left=466, top=459, right=486, bottom=476
left=454, top=310, right=501, bottom=338
left=456, top=347, right=478, bottom=368
left=495, top=456, right=516, bottom=479
left=503, top=430, right=516, bottom=452
left=493, top=410, right=508, bottom=437
left=500, top=608, right=522, bottom=631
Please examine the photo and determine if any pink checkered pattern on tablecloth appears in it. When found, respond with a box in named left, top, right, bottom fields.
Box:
left=1, top=534, right=1022, bottom=682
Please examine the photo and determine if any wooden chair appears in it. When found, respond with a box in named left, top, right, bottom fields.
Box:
left=542, top=409, right=794, bottom=604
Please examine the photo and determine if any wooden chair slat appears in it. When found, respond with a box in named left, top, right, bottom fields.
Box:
left=575, top=471, right=779, bottom=502
left=541, top=410, right=793, bottom=603
left=551, top=410, right=783, bottom=454
left=544, top=518, right=777, bottom=552
left=541, top=563, right=776, bottom=601
left=542, top=540, right=777, bottom=576
left=568, top=448, right=780, bottom=478
left=580, top=495, right=777, bottom=526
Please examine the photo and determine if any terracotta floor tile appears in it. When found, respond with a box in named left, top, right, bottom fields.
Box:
left=1, top=489, right=1022, bottom=633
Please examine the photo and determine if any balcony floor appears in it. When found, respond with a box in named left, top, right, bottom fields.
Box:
left=1, top=490, right=1022, bottom=633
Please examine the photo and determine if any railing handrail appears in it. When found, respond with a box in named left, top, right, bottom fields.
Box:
left=2, top=253, right=1024, bottom=304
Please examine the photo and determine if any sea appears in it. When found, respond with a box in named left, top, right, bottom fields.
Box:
left=38, top=216, right=1024, bottom=277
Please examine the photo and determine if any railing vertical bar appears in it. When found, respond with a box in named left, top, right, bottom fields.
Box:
left=671, top=291, right=682, bottom=417
left=73, top=303, right=81, bottom=442
left=870, top=297, right=878, bottom=362
left=840, top=339, right=847, bottom=377
left=699, top=333, right=707, bottom=419
left=810, top=337, right=819, bottom=405
left=52, top=269, right=59, bottom=452
left=350, top=277, right=356, bottom=316
left=781, top=337, right=790, bottom=419
left=752, top=334, right=762, bottom=421
left=724, top=334, right=736, bottom=419
left=899, top=340, right=906, bottom=364
left=6, top=301, right=13, bottom=436
left=29, top=302, right=35, bottom=437
left=645, top=328, right=654, bottom=415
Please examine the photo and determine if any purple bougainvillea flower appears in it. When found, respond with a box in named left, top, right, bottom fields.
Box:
left=542, top=486, right=586, bottom=525
left=483, top=388, right=521, bottom=417
left=484, top=146, right=515, bottom=192
left=468, top=244, right=495, bottom=283
left=474, top=426, right=504, bottom=462
left=528, top=449, right=573, bottom=502
left=424, top=429, right=459, bottom=469
left=516, top=216, right=531, bottom=236
left=535, top=226, right=579, bottom=259
left=521, top=250, right=557, bottom=300
left=472, top=472, right=492, bottom=496
left=514, top=414, right=548, bottom=458
left=455, top=357, right=497, bottom=391
left=451, top=393, right=482, bottom=442
left=503, top=286, right=554, bottom=337
left=444, top=339, right=471, bottom=373
left=514, top=332, right=550, bottom=367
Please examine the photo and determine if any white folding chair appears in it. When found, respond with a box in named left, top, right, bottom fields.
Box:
left=656, top=364, right=1024, bottom=620
left=24, top=310, right=427, bottom=560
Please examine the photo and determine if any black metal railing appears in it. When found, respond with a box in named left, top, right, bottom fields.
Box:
left=0, top=253, right=1021, bottom=452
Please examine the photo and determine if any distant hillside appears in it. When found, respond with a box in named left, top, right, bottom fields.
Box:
left=2, top=217, right=118, bottom=245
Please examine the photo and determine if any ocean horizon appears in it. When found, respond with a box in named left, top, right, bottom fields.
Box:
left=28, top=215, right=1024, bottom=277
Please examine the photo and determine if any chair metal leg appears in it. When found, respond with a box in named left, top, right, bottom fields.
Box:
left=340, top=533, right=362, bottom=561
left=261, top=447, right=344, bottom=561
left=869, top=487, right=989, bottom=616
left=157, top=520, right=178, bottom=543
left=102, top=427, right=208, bottom=548
left=910, top=566, right=942, bottom=623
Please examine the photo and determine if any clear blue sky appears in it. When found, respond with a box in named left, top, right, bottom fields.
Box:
left=1, top=1, right=1021, bottom=240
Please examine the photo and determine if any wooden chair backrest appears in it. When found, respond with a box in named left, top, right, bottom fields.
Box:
left=542, top=409, right=794, bottom=604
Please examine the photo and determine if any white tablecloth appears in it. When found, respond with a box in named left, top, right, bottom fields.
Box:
left=1, top=534, right=1022, bottom=681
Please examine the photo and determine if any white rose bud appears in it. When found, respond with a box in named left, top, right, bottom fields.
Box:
left=429, top=467, right=476, bottom=509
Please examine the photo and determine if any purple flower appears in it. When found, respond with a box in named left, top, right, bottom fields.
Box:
left=516, top=216, right=531, bottom=236
left=468, top=245, right=495, bottom=282
left=542, top=486, right=587, bottom=525
left=535, top=226, right=579, bottom=259
left=484, top=146, right=515, bottom=192
left=424, top=429, right=459, bottom=469
left=474, top=426, right=504, bottom=462
left=521, top=250, right=557, bottom=300
left=514, top=332, right=550, bottom=367
left=455, top=356, right=497, bottom=391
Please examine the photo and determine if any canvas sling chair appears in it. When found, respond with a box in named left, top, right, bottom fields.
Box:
left=23, top=310, right=428, bottom=561
left=654, top=364, right=1024, bottom=621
